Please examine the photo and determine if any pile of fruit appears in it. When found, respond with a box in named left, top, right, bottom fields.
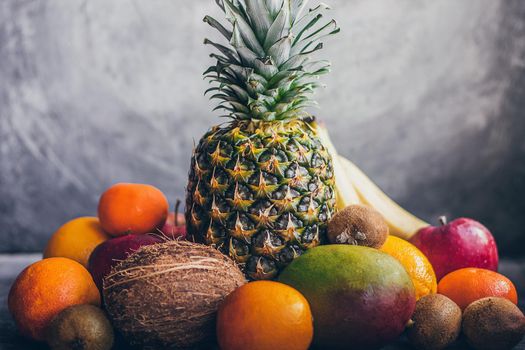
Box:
left=8, top=183, right=525, bottom=350
left=7, top=1, right=525, bottom=349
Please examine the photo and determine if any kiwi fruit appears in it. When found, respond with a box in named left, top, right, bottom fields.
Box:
left=327, top=204, right=388, bottom=248
left=462, top=297, right=525, bottom=350
left=406, top=293, right=462, bottom=350
left=45, top=304, right=114, bottom=350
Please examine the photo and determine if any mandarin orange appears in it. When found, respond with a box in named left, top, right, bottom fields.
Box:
left=438, top=268, right=518, bottom=310
left=98, top=183, right=168, bottom=236
left=43, top=217, right=110, bottom=267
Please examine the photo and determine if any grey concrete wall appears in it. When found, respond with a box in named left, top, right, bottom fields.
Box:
left=1, top=0, right=524, bottom=256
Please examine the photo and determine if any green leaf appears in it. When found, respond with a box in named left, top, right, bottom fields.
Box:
left=264, top=0, right=291, bottom=49
left=244, top=0, right=273, bottom=41
left=262, top=111, right=277, bottom=121
left=213, top=104, right=235, bottom=112
left=267, top=35, right=292, bottom=66
left=303, top=19, right=339, bottom=42
left=292, top=19, right=339, bottom=55
left=267, top=69, right=297, bottom=88
left=223, top=0, right=265, bottom=56
left=292, top=13, right=322, bottom=45
left=204, top=38, right=240, bottom=64
left=256, top=93, right=277, bottom=106
left=246, top=73, right=268, bottom=94
left=232, top=112, right=251, bottom=119
left=292, top=3, right=335, bottom=46
left=253, top=57, right=279, bottom=79
left=293, top=2, right=331, bottom=31
left=228, top=84, right=250, bottom=101
left=209, top=53, right=231, bottom=64
left=229, top=101, right=250, bottom=113
left=236, top=46, right=259, bottom=68
left=280, top=52, right=311, bottom=70
left=227, top=64, right=254, bottom=81
left=203, top=16, right=232, bottom=40
left=203, top=66, right=218, bottom=76
left=204, top=87, right=221, bottom=96
left=291, top=0, right=310, bottom=24
left=263, top=0, right=284, bottom=18
left=210, top=93, right=236, bottom=101
left=234, top=0, right=251, bottom=24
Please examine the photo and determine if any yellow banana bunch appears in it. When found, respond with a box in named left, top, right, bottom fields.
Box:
left=315, top=123, right=429, bottom=240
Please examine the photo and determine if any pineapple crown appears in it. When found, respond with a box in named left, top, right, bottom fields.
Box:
left=204, top=0, right=339, bottom=121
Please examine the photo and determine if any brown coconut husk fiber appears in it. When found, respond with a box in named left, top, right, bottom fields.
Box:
left=103, top=240, right=246, bottom=349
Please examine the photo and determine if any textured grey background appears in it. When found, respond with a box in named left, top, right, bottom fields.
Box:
left=0, top=0, right=524, bottom=255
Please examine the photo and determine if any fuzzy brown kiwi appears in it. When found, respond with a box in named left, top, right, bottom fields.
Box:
left=103, top=240, right=246, bottom=349
left=462, top=297, right=525, bottom=350
left=45, top=304, right=114, bottom=350
left=406, top=294, right=462, bottom=350
left=327, top=204, right=388, bottom=248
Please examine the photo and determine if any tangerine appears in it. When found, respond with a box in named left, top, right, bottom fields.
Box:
left=98, top=183, right=169, bottom=236
left=438, top=268, right=518, bottom=310
left=8, top=257, right=100, bottom=341
left=43, top=217, right=110, bottom=267
left=217, top=281, right=313, bottom=350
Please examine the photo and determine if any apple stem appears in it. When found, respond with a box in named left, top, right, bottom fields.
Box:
left=174, top=199, right=181, bottom=227
left=438, top=216, right=447, bottom=226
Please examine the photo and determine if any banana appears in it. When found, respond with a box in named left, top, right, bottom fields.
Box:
left=338, top=156, right=429, bottom=240
left=314, top=122, right=429, bottom=240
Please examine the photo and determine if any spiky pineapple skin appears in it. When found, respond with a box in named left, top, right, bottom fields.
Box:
left=186, top=118, right=335, bottom=280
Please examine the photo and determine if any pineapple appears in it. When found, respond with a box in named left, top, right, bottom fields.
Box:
left=186, top=0, right=339, bottom=280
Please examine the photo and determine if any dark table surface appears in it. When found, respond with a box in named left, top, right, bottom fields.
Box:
left=0, top=254, right=524, bottom=350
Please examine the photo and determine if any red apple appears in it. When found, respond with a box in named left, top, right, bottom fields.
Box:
left=410, top=217, right=498, bottom=280
left=88, top=234, right=163, bottom=291
left=160, top=211, right=186, bottom=239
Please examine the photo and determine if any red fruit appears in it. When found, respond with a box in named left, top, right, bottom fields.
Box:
left=410, top=217, right=498, bottom=280
left=88, top=234, right=163, bottom=291
left=160, top=212, right=186, bottom=239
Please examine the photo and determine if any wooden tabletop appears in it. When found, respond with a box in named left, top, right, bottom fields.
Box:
left=1, top=254, right=524, bottom=349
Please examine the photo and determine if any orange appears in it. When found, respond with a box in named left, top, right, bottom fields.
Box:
left=217, top=281, right=313, bottom=350
left=438, top=267, right=518, bottom=310
left=43, top=217, right=110, bottom=267
left=8, top=257, right=100, bottom=341
left=98, top=183, right=169, bottom=236
left=380, top=235, right=437, bottom=300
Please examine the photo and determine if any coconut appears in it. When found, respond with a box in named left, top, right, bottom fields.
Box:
left=103, top=240, right=246, bottom=349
